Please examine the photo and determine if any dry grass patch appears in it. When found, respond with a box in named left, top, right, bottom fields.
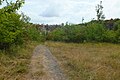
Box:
left=0, top=41, right=41, bottom=80
left=45, top=42, right=120, bottom=80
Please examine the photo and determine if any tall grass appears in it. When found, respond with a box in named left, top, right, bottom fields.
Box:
left=45, top=42, right=120, bottom=80
left=0, top=41, right=40, bottom=80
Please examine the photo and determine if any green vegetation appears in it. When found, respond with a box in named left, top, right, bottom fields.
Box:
left=26, top=26, right=45, bottom=42
left=46, top=1, right=120, bottom=43
left=0, top=0, right=25, bottom=49
left=47, top=20, right=120, bottom=43
left=0, top=41, right=40, bottom=80
left=45, top=42, right=120, bottom=80
left=0, top=0, right=45, bottom=79
left=0, top=0, right=45, bottom=49
left=0, top=0, right=120, bottom=80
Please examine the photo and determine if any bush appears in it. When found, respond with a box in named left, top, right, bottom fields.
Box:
left=0, top=12, right=25, bottom=49
left=47, top=21, right=120, bottom=43
left=63, top=25, right=85, bottom=42
left=0, top=0, right=45, bottom=50
left=26, top=25, right=45, bottom=42
left=115, top=21, right=120, bottom=43
left=47, top=27, right=67, bottom=41
left=84, top=23, right=106, bottom=42
left=103, top=30, right=117, bottom=43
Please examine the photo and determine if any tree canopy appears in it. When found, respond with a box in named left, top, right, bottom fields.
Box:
left=0, top=0, right=25, bottom=13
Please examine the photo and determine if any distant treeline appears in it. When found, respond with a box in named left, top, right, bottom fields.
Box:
left=46, top=18, right=120, bottom=43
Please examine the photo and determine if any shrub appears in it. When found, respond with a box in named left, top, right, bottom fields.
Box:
left=103, top=30, right=117, bottom=43
left=26, top=26, right=45, bottom=42
left=84, top=23, right=106, bottom=42
left=63, top=25, right=85, bottom=42
left=115, top=21, right=120, bottom=43
left=48, top=27, right=67, bottom=41
left=47, top=20, right=120, bottom=43
left=0, top=12, right=25, bottom=49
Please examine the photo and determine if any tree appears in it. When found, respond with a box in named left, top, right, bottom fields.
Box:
left=96, top=1, right=105, bottom=21
left=0, top=0, right=25, bottom=13
left=0, top=0, right=25, bottom=49
left=82, top=17, right=84, bottom=24
left=21, top=12, right=31, bottom=23
left=0, top=0, right=4, bottom=5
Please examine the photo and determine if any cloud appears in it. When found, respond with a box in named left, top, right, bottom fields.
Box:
left=102, top=0, right=120, bottom=19
left=18, top=0, right=120, bottom=24
left=40, top=4, right=61, bottom=17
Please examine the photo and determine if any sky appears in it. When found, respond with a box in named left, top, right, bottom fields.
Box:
left=17, top=0, right=120, bottom=24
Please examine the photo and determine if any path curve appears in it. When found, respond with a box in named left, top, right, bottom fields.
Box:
left=27, top=45, right=68, bottom=80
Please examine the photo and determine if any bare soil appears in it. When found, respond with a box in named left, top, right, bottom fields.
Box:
left=27, top=45, right=68, bottom=80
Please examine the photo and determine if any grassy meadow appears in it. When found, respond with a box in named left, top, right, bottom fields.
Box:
left=0, top=0, right=120, bottom=80
left=0, top=41, right=40, bottom=80
left=45, top=41, right=120, bottom=80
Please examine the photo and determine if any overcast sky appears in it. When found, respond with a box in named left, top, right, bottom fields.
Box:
left=18, top=0, right=120, bottom=24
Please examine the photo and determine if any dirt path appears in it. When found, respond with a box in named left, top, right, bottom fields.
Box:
left=27, top=45, right=68, bottom=80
